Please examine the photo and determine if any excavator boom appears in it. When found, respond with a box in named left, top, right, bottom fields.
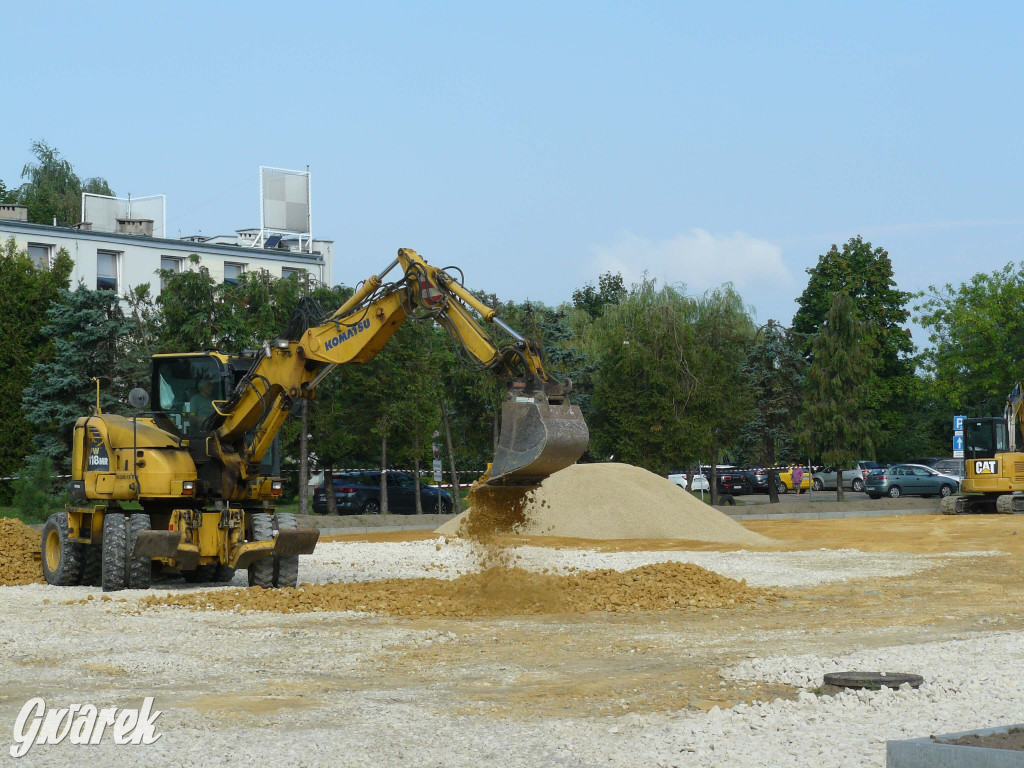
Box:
left=212, top=248, right=588, bottom=490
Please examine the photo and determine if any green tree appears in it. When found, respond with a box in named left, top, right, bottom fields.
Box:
left=14, top=140, right=114, bottom=227
left=915, top=262, right=1024, bottom=417
left=0, top=179, right=16, bottom=203
left=584, top=279, right=755, bottom=488
left=156, top=259, right=309, bottom=354
left=12, top=454, right=62, bottom=523
left=22, top=286, right=141, bottom=467
left=794, top=237, right=913, bottom=371
left=738, top=320, right=807, bottom=494
left=796, top=293, right=875, bottom=501
left=794, top=236, right=914, bottom=459
left=572, top=272, right=627, bottom=319
left=0, top=238, right=73, bottom=498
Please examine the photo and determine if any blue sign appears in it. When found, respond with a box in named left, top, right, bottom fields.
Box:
left=953, top=434, right=964, bottom=451
left=954, top=415, right=965, bottom=432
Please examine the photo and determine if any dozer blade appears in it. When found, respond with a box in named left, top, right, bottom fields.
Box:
left=487, top=390, right=589, bottom=486
left=131, top=530, right=182, bottom=559
left=273, top=528, right=320, bottom=556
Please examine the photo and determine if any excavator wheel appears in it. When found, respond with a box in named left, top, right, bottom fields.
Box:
left=214, top=564, right=237, bottom=583
left=273, top=513, right=300, bottom=589
left=41, top=512, right=82, bottom=586
left=127, top=514, right=153, bottom=589
left=79, top=544, right=102, bottom=587
left=247, top=513, right=275, bottom=589
left=101, top=513, right=128, bottom=592
left=940, top=496, right=958, bottom=515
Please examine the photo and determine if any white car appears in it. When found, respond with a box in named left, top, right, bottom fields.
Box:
left=668, top=472, right=710, bottom=491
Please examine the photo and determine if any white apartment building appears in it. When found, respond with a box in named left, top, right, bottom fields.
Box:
left=0, top=204, right=332, bottom=294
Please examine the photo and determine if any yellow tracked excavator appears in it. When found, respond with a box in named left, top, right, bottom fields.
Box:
left=941, top=382, right=1024, bottom=514
left=41, top=248, right=589, bottom=591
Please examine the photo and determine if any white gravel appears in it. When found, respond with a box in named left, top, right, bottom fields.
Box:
left=0, top=542, right=1019, bottom=767
left=303, top=538, right=1001, bottom=588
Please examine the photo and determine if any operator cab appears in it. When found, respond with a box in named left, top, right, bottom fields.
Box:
left=151, top=353, right=231, bottom=440
left=150, top=352, right=280, bottom=476
left=964, top=417, right=1009, bottom=460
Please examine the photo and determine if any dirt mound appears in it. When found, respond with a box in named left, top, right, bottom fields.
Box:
left=437, top=463, right=771, bottom=545
left=0, top=518, right=44, bottom=586
left=139, top=561, right=779, bottom=618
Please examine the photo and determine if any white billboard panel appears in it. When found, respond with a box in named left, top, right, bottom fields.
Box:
left=82, top=193, right=166, bottom=238
left=261, top=167, right=310, bottom=235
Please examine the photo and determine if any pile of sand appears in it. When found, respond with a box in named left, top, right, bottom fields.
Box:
left=0, top=518, right=44, bottom=586
left=437, top=463, right=771, bottom=545
left=139, top=561, right=778, bottom=618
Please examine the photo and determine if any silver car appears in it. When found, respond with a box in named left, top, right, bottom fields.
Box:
left=811, top=467, right=865, bottom=492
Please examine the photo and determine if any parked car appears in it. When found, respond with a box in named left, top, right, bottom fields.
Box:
left=739, top=468, right=770, bottom=494
left=709, top=466, right=747, bottom=496
left=667, top=471, right=710, bottom=492
left=855, top=460, right=887, bottom=482
left=811, top=467, right=866, bottom=492
left=313, top=470, right=453, bottom=515
left=777, top=467, right=812, bottom=493
left=863, top=464, right=960, bottom=499
left=929, top=457, right=965, bottom=481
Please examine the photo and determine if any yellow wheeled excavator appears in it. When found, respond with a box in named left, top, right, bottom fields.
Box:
left=941, top=382, right=1024, bottom=514
left=40, top=248, right=589, bottom=591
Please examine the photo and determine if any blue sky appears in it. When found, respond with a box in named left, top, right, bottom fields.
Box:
left=4, top=2, right=1023, bottom=343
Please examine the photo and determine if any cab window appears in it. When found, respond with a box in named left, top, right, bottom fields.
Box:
left=152, top=357, right=224, bottom=436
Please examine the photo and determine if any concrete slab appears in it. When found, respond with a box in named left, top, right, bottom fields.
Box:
left=887, top=724, right=1024, bottom=767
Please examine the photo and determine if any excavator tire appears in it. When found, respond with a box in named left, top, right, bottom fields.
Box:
left=248, top=513, right=275, bottom=589
left=41, top=512, right=82, bottom=587
left=273, top=513, right=300, bottom=589
left=127, top=514, right=153, bottom=589
left=101, top=513, right=128, bottom=592
left=79, top=544, right=102, bottom=586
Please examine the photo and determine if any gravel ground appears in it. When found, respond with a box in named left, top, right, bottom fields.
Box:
left=1, top=531, right=1022, bottom=766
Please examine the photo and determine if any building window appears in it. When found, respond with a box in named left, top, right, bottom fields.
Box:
left=282, top=267, right=305, bottom=280
left=27, top=243, right=52, bottom=269
left=224, top=262, right=245, bottom=285
left=160, top=256, right=183, bottom=290
left=97, top=251, right=119, bottom=291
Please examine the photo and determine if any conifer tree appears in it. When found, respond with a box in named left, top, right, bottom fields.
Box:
left=796, top=293, right=875, bottom=501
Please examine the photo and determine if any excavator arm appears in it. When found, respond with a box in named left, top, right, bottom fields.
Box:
left=1005, top=382, right=1024, bottom=454
left=205, top=248, right=588, bottom=495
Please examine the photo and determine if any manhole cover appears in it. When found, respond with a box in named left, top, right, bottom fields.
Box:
left=823, top=671, right=923, bottom=689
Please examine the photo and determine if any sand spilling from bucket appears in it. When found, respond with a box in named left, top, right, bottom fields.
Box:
left=0, top=518, right=44, bottom=586
left=138, top=561, right=777, bottom=618
left=437, top=463, right=771, bottom=546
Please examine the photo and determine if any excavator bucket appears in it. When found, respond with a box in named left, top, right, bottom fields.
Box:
left=487, top=390, right=589, bottom=486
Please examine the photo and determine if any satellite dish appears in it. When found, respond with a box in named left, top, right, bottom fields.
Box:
left=128, top=388, right=150, bottom=409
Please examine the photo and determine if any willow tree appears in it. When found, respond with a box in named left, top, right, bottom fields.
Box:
left=796, top=292, right=875, bottom=501
left=584, top=278, right=755, bottom=500
left=15, top=140, right=114, bottom=227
